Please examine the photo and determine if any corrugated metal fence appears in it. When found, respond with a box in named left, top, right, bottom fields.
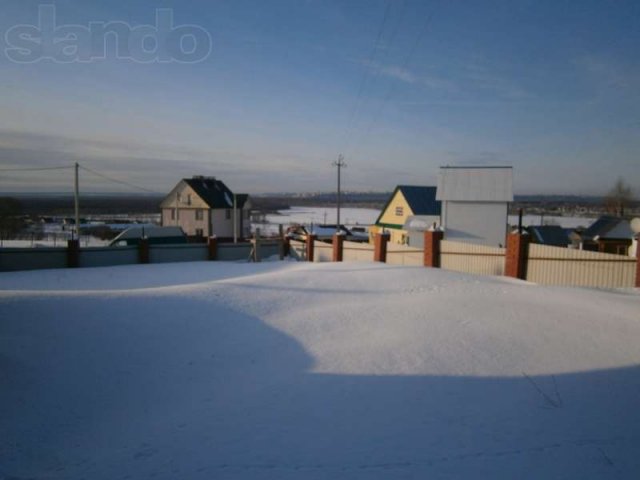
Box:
left=342, top=240, right=375, bottom=262
left=386, top=243, right=423, bottom=266
left=526, top=244, right=636, bottom=288
left=440, top=240, right=506, bottom=276
left=291, top=237, right=636, bottom=289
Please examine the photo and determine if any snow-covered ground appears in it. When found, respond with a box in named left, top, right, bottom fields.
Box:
left=1, top=262, right=639, bottom=479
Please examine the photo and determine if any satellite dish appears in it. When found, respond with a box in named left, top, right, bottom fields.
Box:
left=631, top=217, right=640, bottom=234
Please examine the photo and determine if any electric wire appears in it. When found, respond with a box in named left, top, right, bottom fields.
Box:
left=79, top=164, right=161, bottom=194
left=347, top=3, right=439, bottom=159
left=341, top=0, right=393, bottom=153
left=0, top=165, right=73, bottom=172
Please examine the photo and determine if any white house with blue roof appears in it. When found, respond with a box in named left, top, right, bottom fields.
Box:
left=160, top=176, right=251, bottom=240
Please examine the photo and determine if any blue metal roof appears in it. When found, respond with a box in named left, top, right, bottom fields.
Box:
left=527, top=225, right=570, bottom=246
left=397, top=186, right=441, bottom=216
left=583, top=216, right=633, bottom=240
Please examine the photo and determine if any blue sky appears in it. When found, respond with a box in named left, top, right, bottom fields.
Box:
left=0, top=0, right=638, bottom=195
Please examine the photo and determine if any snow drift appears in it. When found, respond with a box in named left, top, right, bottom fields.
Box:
left=1, top=262, right=639, bottom=479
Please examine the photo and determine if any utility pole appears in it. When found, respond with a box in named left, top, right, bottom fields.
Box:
left=74, top=162, right=80, bottom=240
left=233, top=193, right=237, bottom=243
left=332, top=154, right=346, bottom=233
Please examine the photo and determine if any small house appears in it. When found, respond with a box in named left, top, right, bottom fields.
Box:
left=436, top=166, right=513, bottom=247
left=369, top=186, right=440, bottom=244
left=160, top=176, right=251, bottom=240
left=580, top=216, right=633, bottom=255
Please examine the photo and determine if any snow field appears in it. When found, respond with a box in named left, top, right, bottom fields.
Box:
left=1, top=261, right=639, bottom=479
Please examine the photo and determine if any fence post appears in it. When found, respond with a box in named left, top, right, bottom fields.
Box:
left=67, top=239, right=80, bottom=268
left=636, top=239, right=640, bottom=288
left=253, top=228, right=262, bottom=262
left=332, top=233, right=344, bottom=262
left=278, top=224, right=285, bottom=260
left=505, top=232, right=529, bottom=279
left=138, top=238, right=150, bottom=264
left=306, top=234, right=317, bottom=262
left=207, top=236, right=218, bottom=261
left=283, top=236, right=290, bottom=258
left=373, top=233, right=389, bottom=262
left=423, top=230, right=443, bottom=268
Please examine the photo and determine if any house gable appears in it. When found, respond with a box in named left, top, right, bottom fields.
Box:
left=376, top=189, right=414, bottom=228
left=160, top=180, right=210, bottom=210
left=375, top=185, right=440, bottom=228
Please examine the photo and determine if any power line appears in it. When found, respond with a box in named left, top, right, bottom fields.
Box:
left=0, top=165, right=72, bottom=172
left=79, top=165, right=162, bottom=194
left=341, top=0, right=393, bottom=152
left=347, top=2, right=439, bottom=158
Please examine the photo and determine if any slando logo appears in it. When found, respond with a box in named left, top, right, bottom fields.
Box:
left=4, top=5, right=212, bottom=64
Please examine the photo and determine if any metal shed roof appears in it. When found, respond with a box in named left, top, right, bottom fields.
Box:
left=436, top=166, right=513, bottom=202
left=583, top=216, right=633, bottom=240
left=527, top=225, right=570, bottom=246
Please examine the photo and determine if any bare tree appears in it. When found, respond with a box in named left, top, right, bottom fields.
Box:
left=605, top=178, right=633, bottom=217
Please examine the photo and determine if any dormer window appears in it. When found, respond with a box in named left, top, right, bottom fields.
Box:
left=395, top=206, right=403, bottom=216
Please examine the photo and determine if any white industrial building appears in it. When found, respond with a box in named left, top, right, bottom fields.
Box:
left=436, top=166, right=513, bottom=247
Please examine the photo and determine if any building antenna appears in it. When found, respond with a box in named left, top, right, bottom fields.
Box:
left=332, top=154, right=347, bottom=232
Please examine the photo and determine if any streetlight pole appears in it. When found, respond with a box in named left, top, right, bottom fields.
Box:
left=332, top=154, right=346, bottom=233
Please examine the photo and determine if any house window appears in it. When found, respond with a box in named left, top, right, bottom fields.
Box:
left=187, top=194, right=192, bottom=206
left=225, top=209, right=231, bottom=220
left=195, top=209, right=204, bottom=221
left=195, top=228, right=204, bottom=237
left=170, top=209, right=175, bottom=220
left=395, top=206, right=403, bottom=216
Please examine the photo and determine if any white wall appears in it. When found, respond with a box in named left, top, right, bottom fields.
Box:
left=442, top=201, right=508, bottom=247
left=209, top=208, right=251, bottom=238
left=211, top=209, right=233, bottom=238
